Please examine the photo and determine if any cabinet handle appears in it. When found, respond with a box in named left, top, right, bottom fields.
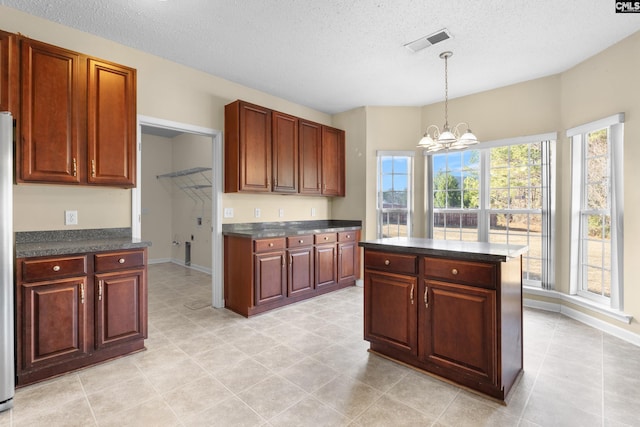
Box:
left=52, top=265, right=61, bottom=272
left=451, top=268, right=458, bottom=275
left=72, top=158, right=77, bottom=177
left=98, top=281, right=103, bottom=301
left=80, top=283, right=85, bottom=305
left=424, top=287, right=428, bottom=308
left=118, top=258, right=126, bottom=264
left=91, top=159, right=96, bottom=177
left=282, top=256, right=285, bottom=268
left=410, top=284, right=414, bottom=305
left=384, top=259, right=390, bottom=266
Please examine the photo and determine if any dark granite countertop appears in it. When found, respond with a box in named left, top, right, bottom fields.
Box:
left=15, top=228, right=151, bottom=258
left=359, top=237, right=527, bottom=262
left=222, top=220, right=362, bottom=238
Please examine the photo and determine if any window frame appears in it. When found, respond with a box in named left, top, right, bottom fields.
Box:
left=376, top=151, right=414, bottom=239
left=425, top=133, right=556, bottom=289
left=568, top=113, right=624, bottom=309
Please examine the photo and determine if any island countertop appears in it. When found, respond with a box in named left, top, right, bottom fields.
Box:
left=358, top=237, right=527, bottom=263
left=222, top=220, right=361, bottom=238
left=15, top=228, right=151, bottom=258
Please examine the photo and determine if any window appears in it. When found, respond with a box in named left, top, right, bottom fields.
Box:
left=427, top=134, right=555, bottom=288
left=568, top=114, right=624, bottom=309
left=377, top=151, right=413, bottom=238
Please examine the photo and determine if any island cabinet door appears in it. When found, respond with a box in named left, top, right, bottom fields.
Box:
left=364, top=271, right=418, bottom=356
left=419, top=279, right=497, bottom=385
left=254, top=251, right=287, bottom=305
left=94, top=269, right=147, bottom=350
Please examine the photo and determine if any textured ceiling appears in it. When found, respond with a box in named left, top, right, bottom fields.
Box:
left=2, top=0, right=639, bottom=114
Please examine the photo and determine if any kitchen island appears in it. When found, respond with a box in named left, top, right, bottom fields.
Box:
left=15, top=228, right=150, bottom=386
left=359, top=237, right=527, bottom=402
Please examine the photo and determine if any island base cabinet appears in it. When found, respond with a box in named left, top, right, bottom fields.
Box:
left=419, top=280, right=496, bottom=386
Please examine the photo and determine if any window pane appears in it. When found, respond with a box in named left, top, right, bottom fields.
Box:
left=378, top=154, right=412, bottom=239
left=381, top=158, right=393, bottom=174
left=587, top=184, right=608, bottom=209
left=393, top=158, right=408, bottom=173
left=587, top=129, right=607, bottom=156
left=394, top=175, right=408, bottom=192
left=447, top=190, right=462, bottom=208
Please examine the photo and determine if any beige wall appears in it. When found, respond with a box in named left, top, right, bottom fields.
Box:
left=141, top=134, right=173, bottom=261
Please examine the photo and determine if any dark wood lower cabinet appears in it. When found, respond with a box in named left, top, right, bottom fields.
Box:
left=362, top=247, right=523, bottom=401
left=224, top=229, right=360, bottom=317
left=16, top=248, right=148, bottom=386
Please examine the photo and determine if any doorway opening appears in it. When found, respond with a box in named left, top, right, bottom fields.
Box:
left=133, top=115, right=223, bottom=308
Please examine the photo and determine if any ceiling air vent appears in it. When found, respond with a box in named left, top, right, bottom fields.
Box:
left=404, top=28, right=452, bottom=53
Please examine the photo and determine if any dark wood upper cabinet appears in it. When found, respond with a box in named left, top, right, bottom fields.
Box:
left=299, top=120, right=322, bottom=195
left=225, top=100, right=272, bottom=192
left=19, top=39, right=83, bottom=184
left=87, top=59, right=136, bottom=186
left=15, top=34, right=137, bottom=187
left=321, top=126, right=345, bottom=196
left=225, top=100, right=345, bottom=196
left=272, top=111, right=298, bottom=193
left=0, top=29, right=18, bottom=114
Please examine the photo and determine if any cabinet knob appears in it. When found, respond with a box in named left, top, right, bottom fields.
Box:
left=269, top=243, right=274, bottom=247
left=346, top=234, right=351, bottom=239
left=324, top=236, right=328, bottom=240
left=118, top=258, right=126, bottom=264
left=384, top=259, right=390, bottom=266
left=451, top=268, right=458, bottom=275
left=299, top=239, right=304, bottom=244
left=52, top=265, right=61, bottom=272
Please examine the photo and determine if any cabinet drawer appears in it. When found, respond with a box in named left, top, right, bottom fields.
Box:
left=287, top=235, right=313, bottom=248
left=338, top=231, right=357, bottom=242
left=315, top=232, right=337, bottom=244
left=254, top=238, right=286, bottom=253
left=424, top=257, right=496, bottom=289
left=365, top=251, right=417, bottom=275
left=94, top=249, right=145, bottom=273
left=21, top=255, right=87, bottom=282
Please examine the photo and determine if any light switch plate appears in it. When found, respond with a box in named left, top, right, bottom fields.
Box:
left=65, top=210, right=78, bottom=225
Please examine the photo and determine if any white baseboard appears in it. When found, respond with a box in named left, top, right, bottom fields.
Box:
left=524, top=296, right=640, bottom=347
left=169, top=258, right=212, bottom=275
left=148, top=258, right=171, bottom=265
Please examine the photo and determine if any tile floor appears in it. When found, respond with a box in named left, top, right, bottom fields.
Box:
left=1, top=262, right=640, bottom=426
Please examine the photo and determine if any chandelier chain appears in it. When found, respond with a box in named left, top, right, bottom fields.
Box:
left=444, top=53, right=449, bottom=129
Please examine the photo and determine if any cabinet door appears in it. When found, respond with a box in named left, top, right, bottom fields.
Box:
left=338, top=241, right=357, bottom=285
left=420, top=280, right=496, bottom=384
left=95, top=269, right=147, bottom=349
left=20, top=277, right=89, bottom=370
left=20, top=39, right=82, bottom=183
left=287, top=247, right=314, bottom=297
left=315, top=244, right=337, bottom=289
left=0, top=30, right=18, bottom=114
left=87, top=59, right=136, bottom=187
left=254, top=251, right=286, bottom=305
left=272, top=111, right=298, bottom=193
left=364, top=271, right=417, bottom=355
left=241, top=102, right=272, bottom=192
left=321, top=126, right=345, bottom=196
left=299, top=120, right=322, bottom=195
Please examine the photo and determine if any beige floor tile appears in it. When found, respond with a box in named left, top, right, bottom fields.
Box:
left=312, top=376, right=382, bottom=419
left=342, top=353, right=409, bottom=392
left=196, top=342, right=249, bottom=374
left=279, top=357, right=339, bottom=393
left=143, top=357, right=209, bottom=392
left=437, top=393, right=522, bottom=427
left=385, top=371, right=459, bottom=418
left=184, top=396, right=265, bottom=427
left=251, top=344, right=306, bottom=373
left=13, top=396, right=96, bottom=427
left=78, top=357, right=143, bottom=395
left=98, top=396, right=180, bottom=427
left=604, top=390, right=640, bottom=426
left=162, top=375, right=233, bottom=419
left=351, top=395, right=435, bottom=426
left=237, top=375, right=306, bottom=420
left=521, top=391, right=603, bottom=427
left=214, top=358, right=272, bottom=394
left=268, top=396, right=350, bottom=427
left=12, top=374, right=86, bottom=420
left=0, top=408, right=10, bottom=427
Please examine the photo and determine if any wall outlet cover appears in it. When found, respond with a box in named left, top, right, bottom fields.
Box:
left=64, top=210, right=78, bottom=225
left=223, top=208, right=234, bottom=218
left=255, top=208, right=261, bottom=218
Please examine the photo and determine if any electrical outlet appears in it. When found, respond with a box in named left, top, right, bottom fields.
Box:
left=64, top=210, right=78, bottom=225
left=255, top=208, right=261, bottom=218
left=279, top=208, right=284, bottom=218
left=223, top=208, right=234, bottom=218
left=311, top=207, right=316, bottom=217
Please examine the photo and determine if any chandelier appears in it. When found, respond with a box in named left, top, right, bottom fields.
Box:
left=417, top=51, right=479, bottom=152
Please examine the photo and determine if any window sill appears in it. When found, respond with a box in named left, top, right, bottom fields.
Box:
left=524, top=286, right=633, bottom=324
